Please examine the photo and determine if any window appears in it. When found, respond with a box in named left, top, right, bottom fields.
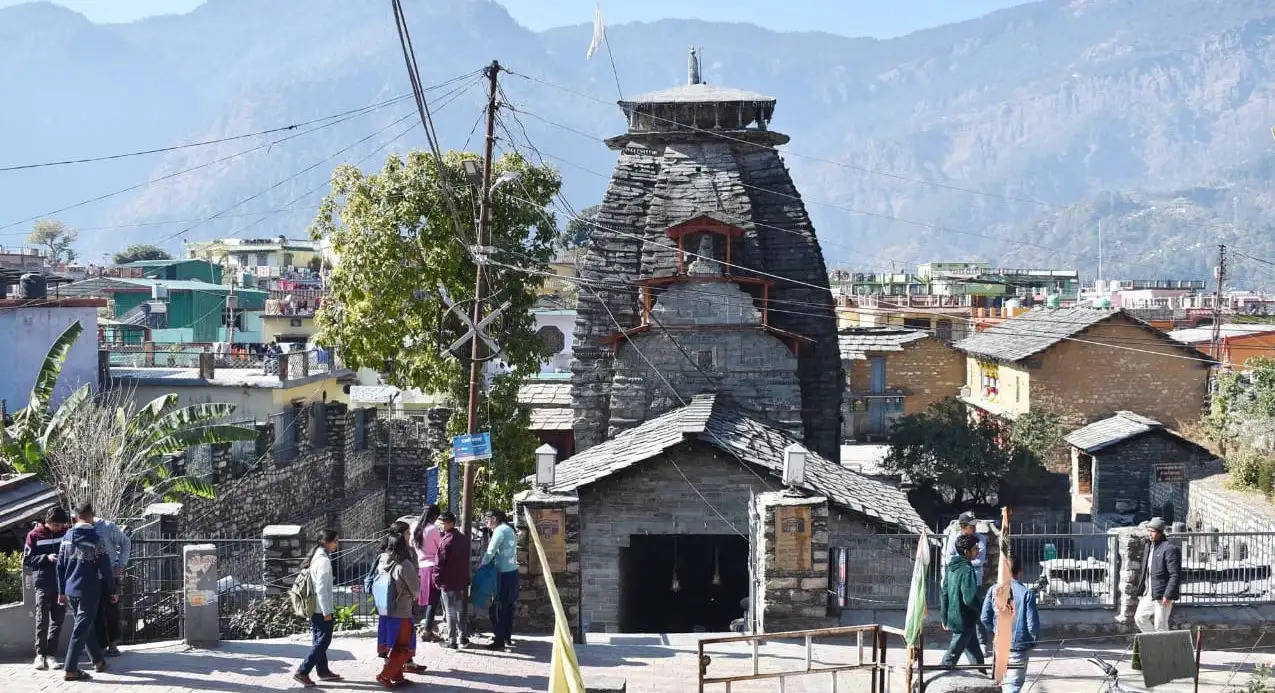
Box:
left=936, top=320, right=952, bottom=341
left=271, top=408, right=299, bottom=464
left=282, top=253, right=294, bottom=267
left=256, top=252, right=268, bottom=267
left=536, top=326, right=566, bottom=356
left=979, top=362, right=999, bottom=402
left=697, top=349, right=714, bottom=369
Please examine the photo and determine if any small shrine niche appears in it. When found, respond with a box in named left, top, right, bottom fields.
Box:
left=665, top=213, right=744, bottom=276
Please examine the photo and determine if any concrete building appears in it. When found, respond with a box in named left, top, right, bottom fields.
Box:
left=185, top=236, right=321, bottom=274
left=60, top=276, right=267, bottom=345
left=109, top=350, right=353, bottom=423
left=545, top=394, right=924, bottom=634
left=838, top=327, right=965, bottom=441
left=0, top=297, right=105, bottom=410
left=954, top=307, right=1211, bottom=471
left=573, top=52, right=842, bottom=461
left=1064, top=411, right=1216, bottom=529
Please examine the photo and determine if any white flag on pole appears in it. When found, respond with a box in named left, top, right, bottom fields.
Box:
left=585, top=3, right=605, bottom=60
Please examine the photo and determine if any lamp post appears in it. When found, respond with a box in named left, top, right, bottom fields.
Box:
left=782, top=442, right=807, bottom=495
left=535, top=443, right=557, bottom=491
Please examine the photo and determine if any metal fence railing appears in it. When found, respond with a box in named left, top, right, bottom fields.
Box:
left=830, top=530, right=1275, bottom=611
left=104, top=345, right=337, bottom=380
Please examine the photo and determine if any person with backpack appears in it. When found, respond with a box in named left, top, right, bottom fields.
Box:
left=373, top=533, right=421, bottom=688
left=24, top=506, right=70, bottom=670
left=292, top=529, right=342, bottom=688
left=56, top=502, right=117, bottom=682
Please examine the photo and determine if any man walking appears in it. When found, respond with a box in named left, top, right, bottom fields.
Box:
left=57, top=503, right=117, bottom=681
left=24, top=507, right=70, bottom=670
left=980, top=556, right=1040, bottom=693
left=88, top=507, right=130, bottom=657
left=941, top=534, right=985, bottom=669
left=943, top=511, right=990, bottom=655
left=479, top=509, right=518, bottom=651
left=1134, top=517, right=1181, bottom=632
left=435, top=512, right=471, bottom=649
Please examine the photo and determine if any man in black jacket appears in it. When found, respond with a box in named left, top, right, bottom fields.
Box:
left=23, top=507, right=70, bottom=670
left=1133, top=517, right=1181, bottom=632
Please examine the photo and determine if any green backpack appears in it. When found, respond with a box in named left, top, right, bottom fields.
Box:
left=288, top=553, right=317, bottom=618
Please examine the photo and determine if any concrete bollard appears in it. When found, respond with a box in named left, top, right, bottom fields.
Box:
left=183, top=544, right=219, bottom=647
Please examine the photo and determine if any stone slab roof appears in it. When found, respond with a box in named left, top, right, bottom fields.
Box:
left=0, top=473, right=60, bottom=535
left=550, top=394, right=925, bottom=532
left=518, top=381, right=572, bottom=408
left=623, top=83, right=773, bottom=105
left=953, top=307, right=1120, bottom=362
left=529, top=407, right=574, bottom=432
left=838, top=327, right=930, bottom=360
left=1064, top=411, right=1212, bottom=455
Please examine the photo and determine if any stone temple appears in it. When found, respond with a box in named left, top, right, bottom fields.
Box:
left=573, top=49, right=844, bottom=462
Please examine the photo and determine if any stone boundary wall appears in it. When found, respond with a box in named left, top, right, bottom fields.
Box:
left=1187, top=472, right=1275, bottom=532
left=338, top=487, right=387, bottom=541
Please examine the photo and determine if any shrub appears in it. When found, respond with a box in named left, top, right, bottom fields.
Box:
left=0, top=551, right=21, bottom=605
left=224, top=596, right=308, bottom=640
left=1227, top=448, right=1265, bottom=489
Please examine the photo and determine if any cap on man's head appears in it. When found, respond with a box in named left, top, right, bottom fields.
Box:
left=958, top=511, right=977, bottom=526
left=1147, top=517, right=1167, bottom=532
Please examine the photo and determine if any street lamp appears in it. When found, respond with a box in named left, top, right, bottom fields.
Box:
left=535, top=443, right=557, bottom=490
left=782, top=442, right=807, bottom=493
left=462, top=159, right=483, bottom=187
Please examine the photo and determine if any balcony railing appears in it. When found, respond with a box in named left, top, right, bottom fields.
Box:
left=104, top=344, right=340, bottom=382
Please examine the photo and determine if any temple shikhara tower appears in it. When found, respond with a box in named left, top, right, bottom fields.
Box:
left=573, top=50, right=843, bottom=461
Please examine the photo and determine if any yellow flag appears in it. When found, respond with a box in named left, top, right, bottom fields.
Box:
left=524, top=507, right=586, bottom=693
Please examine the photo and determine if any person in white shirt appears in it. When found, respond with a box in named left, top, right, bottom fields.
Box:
left=293, top=529, right=341, bottom=688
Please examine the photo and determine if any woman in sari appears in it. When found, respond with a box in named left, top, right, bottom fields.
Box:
left=374, top=534, right=421, bottom=688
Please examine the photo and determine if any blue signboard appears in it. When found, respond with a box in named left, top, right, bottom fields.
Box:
left=452, top=432, right=493, bottom=463
left=425, top=465, right=439, bottom=505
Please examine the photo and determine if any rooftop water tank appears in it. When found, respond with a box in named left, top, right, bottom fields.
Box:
left=1093, top=296, right=1112, bottom=309
left=1046, top=294, right=1061, bottom=308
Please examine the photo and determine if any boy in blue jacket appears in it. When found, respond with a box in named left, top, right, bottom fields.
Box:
left=23, top=506, right=70, bottom=670
left=56, top=503, right=117, bottom=681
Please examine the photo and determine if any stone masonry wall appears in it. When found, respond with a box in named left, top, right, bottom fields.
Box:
left=888, top=337, right=966, bottom=416
left=1029, top=316, right=1210, bottom=431
left=1187, top=472, right=1275, bottom=531
left=609, top=327, right=803, bottom=439
left=513, top=491, right=582, bottom=642
left=755, top=493, right=834, bottom=633
left=338, top=487, right=387, bottom=541
left=576, top=441, right=770, bottom=633
left=375, top=409, right=450, bottom=521
left=1092, top=433, right=1209, bottom=518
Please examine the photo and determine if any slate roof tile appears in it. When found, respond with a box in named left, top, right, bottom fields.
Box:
left=550, top=394, right=925, bottom=533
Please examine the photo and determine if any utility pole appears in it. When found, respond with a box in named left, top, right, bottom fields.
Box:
left=459, top=60, right=500, bottom=535
left=1210, top=244, right=1226, bottom=364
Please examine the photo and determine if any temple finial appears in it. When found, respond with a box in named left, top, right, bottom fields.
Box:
left=688, top=47, right=701, bottom=85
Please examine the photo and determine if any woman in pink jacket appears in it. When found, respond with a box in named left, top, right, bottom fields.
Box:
left=410, top=504, right=442, bottom=641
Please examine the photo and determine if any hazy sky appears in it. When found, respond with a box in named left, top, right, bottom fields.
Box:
left=2, top=0, right=1030, bottom=37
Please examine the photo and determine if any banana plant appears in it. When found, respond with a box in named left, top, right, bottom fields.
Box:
left=2, top=322, right=258, bottom=511
left=1, top=321, right=84, bottom=475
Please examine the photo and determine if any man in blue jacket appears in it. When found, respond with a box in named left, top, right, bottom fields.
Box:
left=23, top=506, right=70, bottom=670
left=56, top=503, right=118, bottom=681
left=980, top=555, right=1040, bottom=693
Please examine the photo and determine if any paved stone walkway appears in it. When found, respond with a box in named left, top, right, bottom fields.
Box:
left=0, top=632, right=1269, bottom=692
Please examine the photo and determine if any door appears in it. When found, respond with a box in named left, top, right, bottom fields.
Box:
left=868, top=356, right=887, bottom=436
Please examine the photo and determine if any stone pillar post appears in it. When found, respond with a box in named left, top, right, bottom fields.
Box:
left=183, top=544, right=219, bottom=647
left=754, top=491, right=833, bottom=633
left=198, top=352, right=215, bottom=380
left=1112, top=526, right=1145, bottom=626
left=512, top=489, right=582, bottom=643
left=262, top=525, right=305, bottom=596
left=143, top=502, right=184, bottom=539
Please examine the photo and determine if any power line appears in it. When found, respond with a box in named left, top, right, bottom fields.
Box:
left=0, top=92, right=417, bottom=173
left=0, top=71, right=479, bottom=235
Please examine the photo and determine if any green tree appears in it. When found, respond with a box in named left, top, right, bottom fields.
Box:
left=561, top=204, right=598, bottom=248
left=311, top=150, right=561, bottom=511
left=1009, top=408, right=1063, bottom=475
left=27, top=219, right=77, bottom=265
left=883, top=397, right=1011, bottom=508
left=112, top=244, right=172, bottom=264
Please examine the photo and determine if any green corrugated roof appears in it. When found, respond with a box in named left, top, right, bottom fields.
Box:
left=122, top=259, right=204, bottom=267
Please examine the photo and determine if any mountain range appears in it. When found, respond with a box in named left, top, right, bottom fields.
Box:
left=2, top=0, right=1275, bottom=287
